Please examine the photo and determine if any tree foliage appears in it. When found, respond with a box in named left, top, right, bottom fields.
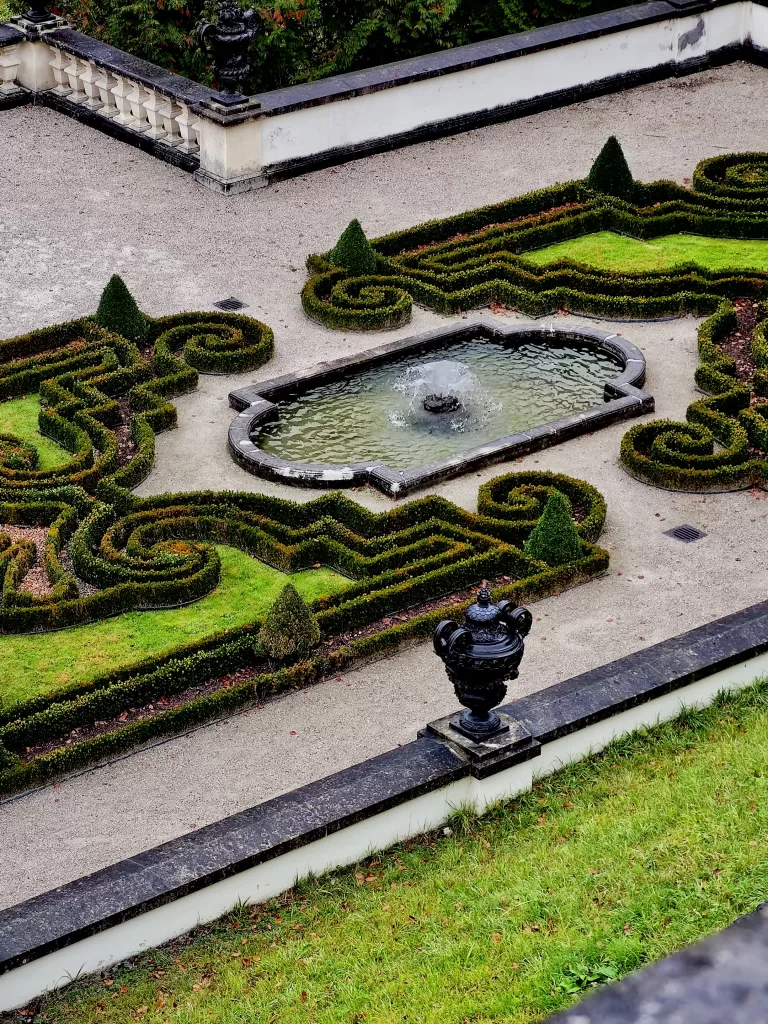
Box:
left=13, top=0, right=638, bottom=94
left=523, top=491, right=583, bottom=567
left=95, top=275, right=148, bottom=344
left=329, top=219, right=378, bottom=275
left=587, top=136, right=635, bottom=200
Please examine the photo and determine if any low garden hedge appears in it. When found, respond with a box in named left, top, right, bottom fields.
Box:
left=620, top=300, right=768, bottom=490
left=303, top=152, right=768, bottom=330
left=0, top=468, right=609, bottom=794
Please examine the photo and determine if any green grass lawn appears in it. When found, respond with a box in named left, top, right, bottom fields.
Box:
left=0, top=395, right=72, bottom=472
left=0, top=548, right=347, bottom=708
left=36, top=684, right=768, bottom=1024
left=524, top=231, right=768, bottom=274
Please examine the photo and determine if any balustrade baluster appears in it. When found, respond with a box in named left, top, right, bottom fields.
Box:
left=142, top=86, right=167, bottom=140
left=63, top=53, right=86, bottom=102
left=0, top=45, right=21, bottom=95
left=80, top=60, right=103, bottom=110
left=127, top=79, right=151, bottom=132
left=160, top=95, right=183, bottom=146
left=95, top=67, right=118, bottom=117
left=175, top=101, right=200, bottom=154
left=111, top=74, right=135, bottom=127
left=48, top=47, right=71, bottom=96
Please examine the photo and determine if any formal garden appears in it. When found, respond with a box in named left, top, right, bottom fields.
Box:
left=0, top=267, right=613, bottom=793
left=3, top=25, right=768, bottom=1011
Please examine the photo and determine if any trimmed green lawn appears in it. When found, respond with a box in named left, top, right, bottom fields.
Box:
left=0, top=547, right=347, bottom=708
left=37, top=683, right=768, bottom=1024
left=0, top=395, right=72, bottom=471
left=524, top=231, right=768, bottom=274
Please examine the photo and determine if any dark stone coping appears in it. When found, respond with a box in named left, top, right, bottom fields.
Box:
left=2, top=591, right=768, bottom=978
left=253, top=0, right=711, bottom=114
left=0, top=23, right=24, bottom=44
left=548, top=903, right=768, bottom=1022
left=228, top=318, right=652, bottom=498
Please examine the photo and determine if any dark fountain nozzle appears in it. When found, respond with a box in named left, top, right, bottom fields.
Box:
left=433, top=586, right=532, bottom=741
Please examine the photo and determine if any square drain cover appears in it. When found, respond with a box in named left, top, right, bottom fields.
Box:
left=664, top=524, right=707, bottom=543
left=213, top=297, right=248, bottom=311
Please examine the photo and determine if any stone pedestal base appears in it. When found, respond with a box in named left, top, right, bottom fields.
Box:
left=194, top=167, right=268, bottom=195
left=422, top=711, right=540, bottom=778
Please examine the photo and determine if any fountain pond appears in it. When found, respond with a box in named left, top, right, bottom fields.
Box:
left=229, top=320, right=652, bottom=497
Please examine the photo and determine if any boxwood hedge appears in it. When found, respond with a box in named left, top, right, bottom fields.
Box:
left=620, top=301, right=768, bottom=490
left=303, top=153, right=768, bottom=330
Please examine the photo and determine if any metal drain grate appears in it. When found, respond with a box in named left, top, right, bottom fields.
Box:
left=213, top=297, right=248, bottom=311
left=664, top=524, right=707, bottom=543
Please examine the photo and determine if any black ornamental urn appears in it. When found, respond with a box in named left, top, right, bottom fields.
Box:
left=196, top=0, right=261, bottom=105
left=19, top=1, right=56, bottom=23
left=433, top=587, right=532, bottom=741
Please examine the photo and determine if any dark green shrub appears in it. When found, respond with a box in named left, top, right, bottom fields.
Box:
left=523, top=491, right=583, bottom=567
left=586, top=136, right=635, bottom=200
left=329, top=220, right=378, bottom=275
left=96, top=275, right=149, bottom=344
left=258, top=583, right=321, bottom=662
left=619, top=301, right=768, bottom=491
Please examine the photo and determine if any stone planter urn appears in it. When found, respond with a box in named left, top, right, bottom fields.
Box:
left=433, top=587, right=532, bottom=741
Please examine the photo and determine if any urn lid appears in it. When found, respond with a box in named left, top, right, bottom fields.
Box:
left=464, top=587, right=501, bottom=628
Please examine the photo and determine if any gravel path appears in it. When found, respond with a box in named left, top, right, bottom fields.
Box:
left=2, top=62, right=768, bottom=909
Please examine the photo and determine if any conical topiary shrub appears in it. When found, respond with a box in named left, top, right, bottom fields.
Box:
left=329, top=219, right=378, bottom=275
left=524, top=491, right=583, bottom=567
left=587, top=136, right=635, bottom=200
left=95, top=275, right=149, bottom=343
left=258, top=583, right=321, bottom=662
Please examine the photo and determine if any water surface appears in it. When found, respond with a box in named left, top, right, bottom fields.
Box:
left=256, top=335, right=621, bottom=469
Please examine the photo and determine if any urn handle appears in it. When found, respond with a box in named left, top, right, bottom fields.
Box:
left=433, top=619, right=458, bottom=658
left=498, top=601, right=533, bottom=638
left=433, top=619, right=472, bottom=660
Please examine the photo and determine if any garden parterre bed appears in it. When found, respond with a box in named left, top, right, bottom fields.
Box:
left=0, top=296, right=610, bottom=794
left=620, top=299, right=768, bottom=490
left=16, top=680, right=768, bottom=1024
left=302, top=151, right=768, bottom=331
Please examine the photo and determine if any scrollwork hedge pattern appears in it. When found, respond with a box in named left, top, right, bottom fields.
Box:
left=0, top=303, right=609, bottom=791
left=303, top=155, right=768, bottom=330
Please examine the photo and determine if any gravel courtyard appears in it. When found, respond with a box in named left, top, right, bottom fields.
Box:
left=2, top=62, right=768, bottom=908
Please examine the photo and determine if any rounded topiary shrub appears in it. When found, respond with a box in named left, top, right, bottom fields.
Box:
left=95, top=275, right=149, bottom=344
left=329, top=219, right=378, bottom=275
left=258, top=583, right=321, bottom=662
left=587, top=136, right=635, bottom=201
left=524, top=491, right=583, bottom=567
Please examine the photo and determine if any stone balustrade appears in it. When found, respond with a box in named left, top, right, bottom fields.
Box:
left=3, top=0, right=768, bottom=194
left=42, top=38, right=202, bottom=155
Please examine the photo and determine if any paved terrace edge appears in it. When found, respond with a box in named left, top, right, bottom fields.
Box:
left=1, top=594, right=767, bottom=976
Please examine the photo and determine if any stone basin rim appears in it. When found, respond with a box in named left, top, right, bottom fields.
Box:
left=227, top=316, right=653, bottom=498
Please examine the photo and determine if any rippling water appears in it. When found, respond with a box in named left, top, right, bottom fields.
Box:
left=255, top=336, right=621, bottom=469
